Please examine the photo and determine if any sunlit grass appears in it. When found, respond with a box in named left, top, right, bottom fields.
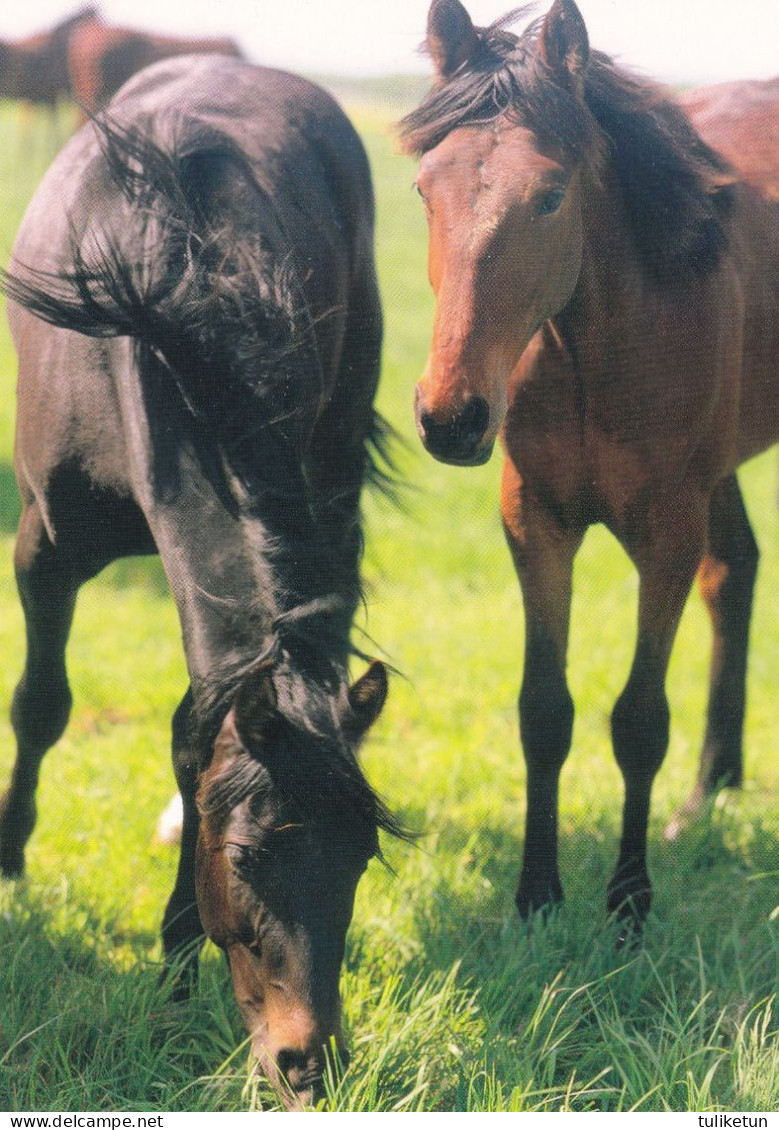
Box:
left=0, top=94, right=775, bottom=1112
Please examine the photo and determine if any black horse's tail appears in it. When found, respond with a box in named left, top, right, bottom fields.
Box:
left=0, top=115, right=319, bottom=422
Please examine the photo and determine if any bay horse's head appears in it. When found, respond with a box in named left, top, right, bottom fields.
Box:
left=403, top=0, right=601, bottom=465
left=195, top=659, right=390, bottom=1106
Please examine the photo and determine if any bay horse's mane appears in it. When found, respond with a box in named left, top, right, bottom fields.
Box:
left=399, top=7, right=736, bottom=277
left=1, top=114, right=404, bottom=845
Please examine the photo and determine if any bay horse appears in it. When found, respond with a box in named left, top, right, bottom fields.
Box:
left=67, top=19, right=243, bottom=115
left=402, top=0, right=777, bottom=934
left=0, top=8, right=97, bottom=108
left=0, top=55, right=403, bottom=1104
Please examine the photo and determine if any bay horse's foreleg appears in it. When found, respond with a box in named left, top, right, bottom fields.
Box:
left=0, top=504, right=78, bottom=877
left=161, top=688, right=204, bottom=997
left=666, top=475, right=758, bottom=839
left=502, top=477, right=583, bottom=917
left=609, top=500, right=708, bottom=931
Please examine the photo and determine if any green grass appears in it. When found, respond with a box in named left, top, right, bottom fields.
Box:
left=0, top=97, right=776, bottom=1112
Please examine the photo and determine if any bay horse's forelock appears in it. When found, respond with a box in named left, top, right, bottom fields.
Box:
left=0, top=56, right=403, bottom=1106
left=406, top=0, right=777, bottom=936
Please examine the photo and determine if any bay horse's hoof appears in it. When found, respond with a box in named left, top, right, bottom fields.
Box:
left=665, top=774, right=742, bottom=842
left=0, top=854, right=25, bottom=881
left=0, top=803, right=27, bottom=880
left=614, top=918, right=644, bottom=951
left=607, top=893, right=648, bottom=950
left=606, top=865, right=651, bottom=934
left=516, top=879, right=564, bottom=921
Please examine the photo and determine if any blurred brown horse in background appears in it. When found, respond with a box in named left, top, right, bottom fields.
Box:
left=403, top=0, right=777, bottom=937
left=67, top=16, right=243, bottom=114
left=0, top=7, right=96, bottom=109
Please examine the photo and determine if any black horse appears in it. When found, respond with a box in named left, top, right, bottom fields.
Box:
left=0, top=55, right=404, bottom=1105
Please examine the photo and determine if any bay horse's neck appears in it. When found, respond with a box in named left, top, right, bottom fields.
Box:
left=556, top=166, right=646, bottom=351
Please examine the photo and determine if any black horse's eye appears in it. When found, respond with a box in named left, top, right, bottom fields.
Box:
left=537, top=187, right=566, bottom=216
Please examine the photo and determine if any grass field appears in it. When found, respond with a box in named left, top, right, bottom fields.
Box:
left=0, top=95, right=776, bottom=1113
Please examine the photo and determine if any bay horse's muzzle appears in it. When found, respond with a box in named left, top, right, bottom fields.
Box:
left=415, top=389, right=492, bottom=465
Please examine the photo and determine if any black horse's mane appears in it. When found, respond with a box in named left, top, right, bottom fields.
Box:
left=197, top=624, right=409, bottom=848
left=3, top=116, right=322, bottom=433
left=194, top=591, right=411, bottom=846
left=0, top=114, right=405, bottom=844
left=400, top=8, right=736, bottom=277
left=3, top=115, right=396, bottom=474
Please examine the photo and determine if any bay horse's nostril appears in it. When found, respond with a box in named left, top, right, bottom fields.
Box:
left=417, top=394, right=491, bottom=464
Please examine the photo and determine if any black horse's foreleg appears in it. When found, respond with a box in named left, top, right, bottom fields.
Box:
left=0, top=504, right=78, bottom=877
left=666, top=474, right=758, bottom=838
left=609, top=498, right=707, bottom=932
left=161, top=688, right=204, bottom=996
left=502, top=475, right=583, bottom=917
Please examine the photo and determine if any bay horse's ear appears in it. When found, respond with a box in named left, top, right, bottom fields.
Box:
left=232, top=659, right=278, bottom=748
left=426, top=0, right=478, bottom=81
left=539, top=0, right=589, bottom=87
left=345, top=661, right=388, bottom=739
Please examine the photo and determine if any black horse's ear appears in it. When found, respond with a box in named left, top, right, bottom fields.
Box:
left=539, top=0, right=589, bottom=86
left=345, top=661, right=388, bottom=739
left=427, top=0, right=478, bottom=80
left=233, top=659, right=277, bottom=748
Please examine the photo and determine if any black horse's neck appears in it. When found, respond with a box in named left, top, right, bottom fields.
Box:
left=132, top=354, right=353, bottom=755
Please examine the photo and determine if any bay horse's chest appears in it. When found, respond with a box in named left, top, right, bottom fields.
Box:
left=502, top=312, right=741, bottom=531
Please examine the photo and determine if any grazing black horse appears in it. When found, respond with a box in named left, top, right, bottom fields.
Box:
left=0, top=55, right=404, bottom=1105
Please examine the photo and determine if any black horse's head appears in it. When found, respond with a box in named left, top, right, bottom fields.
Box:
left=195, top=658, right=391, bottom=1106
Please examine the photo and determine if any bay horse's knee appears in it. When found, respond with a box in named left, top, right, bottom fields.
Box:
left=611, top=681, right=670, bottom=779
left=519, top=667, right=574, bottom=770
left=520, top=685, right=574, bottom=773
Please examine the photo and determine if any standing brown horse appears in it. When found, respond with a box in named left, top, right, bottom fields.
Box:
left=0, top=7, right=96, bottom=107
left=67, top=18, right=243, bottom=114
left=402, top=0, right=777, bottom=933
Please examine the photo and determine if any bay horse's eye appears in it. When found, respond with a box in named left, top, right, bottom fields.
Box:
left=537, top=187, right=566, bottom=216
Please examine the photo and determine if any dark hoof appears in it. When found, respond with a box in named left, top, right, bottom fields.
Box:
left=613, top=913, right=645, bottom=951
left=516, top=877, right=564, bottom=921
left=0, top=792, right=36, bottom=878
left=665, top=775, right=741, bottom=842
left=0, top=852, right=25, bottom=880
left=159, top=953, right=199, bottom=1003
left=607, top=871, right=651, bottom=948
